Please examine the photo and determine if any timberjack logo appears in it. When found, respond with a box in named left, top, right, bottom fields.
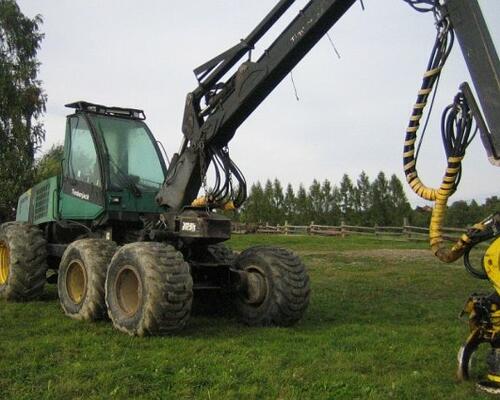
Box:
left=182, top=222, right=197, bottom=232
left=72, top=188, right=90, bottom=201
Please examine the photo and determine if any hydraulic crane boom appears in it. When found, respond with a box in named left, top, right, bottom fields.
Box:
left=157, top=0, right=500, bottom=212
left=156, top=0, right=357, bottom=210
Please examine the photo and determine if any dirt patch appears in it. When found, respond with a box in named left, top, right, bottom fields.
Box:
left=298, top=249, right=438, bottom=262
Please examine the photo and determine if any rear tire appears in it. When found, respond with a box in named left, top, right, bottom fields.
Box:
left=58, top=239, right=117, bottom=320
left=0, top=222, right=47, bottom=301
left=233, top=246, right=310, bottom=326
left=205, top=243, right=236, bottom=265
left=105, top=242, right=193, bottom=336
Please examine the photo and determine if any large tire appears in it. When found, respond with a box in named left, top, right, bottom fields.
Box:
left=105, top=242, right=193, bottom=336
left=233, top=246, right=310, bottom=327
left=0, top=222, right=47, bottom=301
left=205, top=243, right=236, bottom=265
left=58, top=239, right=117, bottom=320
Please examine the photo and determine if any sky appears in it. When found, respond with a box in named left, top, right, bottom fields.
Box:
left=16, top=0, right=500, bottom=207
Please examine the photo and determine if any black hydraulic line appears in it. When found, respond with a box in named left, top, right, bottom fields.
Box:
left=157, top=0, right=357, bottom=210
left=445, top=0, right=500, bottom=162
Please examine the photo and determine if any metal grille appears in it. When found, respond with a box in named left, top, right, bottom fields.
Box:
left=18, top=196, right=29, bottom=210
left=33, top=182, right=50, bottom=221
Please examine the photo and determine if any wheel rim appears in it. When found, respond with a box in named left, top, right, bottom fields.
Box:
left=242, top=266, right=268, bottom=306
left=66, top=260, right=87, bottom=304
left=115, top=267, right=142, bottom=316
left=0, top=241, right=9, bottom=285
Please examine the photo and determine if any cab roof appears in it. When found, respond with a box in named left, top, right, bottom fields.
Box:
left=65, top=101, right=146, bottom=120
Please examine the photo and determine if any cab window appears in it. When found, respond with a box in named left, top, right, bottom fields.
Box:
left=66, top=116, right=101, bottom=187
left=89, top=114, right=165, bottom=190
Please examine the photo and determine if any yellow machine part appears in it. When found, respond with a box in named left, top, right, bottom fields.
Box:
left=484, top=237, right=500, bottom=295
left=487, top=374, right=500, bottom=384
left=191, top=196, right=235, bottom=211
left=0, top=241, right=10, bottom=285
left=403, top=59, right=488, bottom=263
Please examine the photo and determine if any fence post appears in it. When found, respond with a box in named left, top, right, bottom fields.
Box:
left=284, top=220, right=289, bottom=235
left=403, top=217, right=410, bottom=241
left=374, top=224, right=379, bottom=238
left=341, top=220, right=346, bottom=238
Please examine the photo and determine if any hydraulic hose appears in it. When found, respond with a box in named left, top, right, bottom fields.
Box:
left=403, top=8, right=481, bottom=263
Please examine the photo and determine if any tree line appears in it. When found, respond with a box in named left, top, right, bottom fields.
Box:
left=1, top=2, right=496, bottom=230
left=0, top=1, right=45, bottom=221
left=235, top=172, right=499, bottom=228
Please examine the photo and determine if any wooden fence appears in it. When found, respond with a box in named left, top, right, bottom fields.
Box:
left=231, top=221, right=467, bottom=242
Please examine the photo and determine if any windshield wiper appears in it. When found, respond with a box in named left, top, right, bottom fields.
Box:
left=109, top=157, right=142, bottom=197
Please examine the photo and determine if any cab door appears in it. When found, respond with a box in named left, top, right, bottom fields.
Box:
left=59, top=115, right=105, bottom=220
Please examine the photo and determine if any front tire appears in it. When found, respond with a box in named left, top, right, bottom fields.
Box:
left=105, top=242, right=193, bottom=336
left=0, top=222, right=47, bottom=301
left=233, top=246, right=310, bottom=327
left=58, top=239, right=117, bottom=320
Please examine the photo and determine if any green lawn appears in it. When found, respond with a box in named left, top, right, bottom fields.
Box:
left=0, top=235, right=494, bottom=399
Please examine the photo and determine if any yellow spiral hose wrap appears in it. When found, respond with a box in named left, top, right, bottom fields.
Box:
left=403, top=66, right=477, bottom=263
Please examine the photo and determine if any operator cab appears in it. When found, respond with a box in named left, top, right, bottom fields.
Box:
left=61, top=101, right=167, bottom=220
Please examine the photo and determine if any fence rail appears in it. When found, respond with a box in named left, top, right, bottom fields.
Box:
left=231, top=222, right=467, bottom=242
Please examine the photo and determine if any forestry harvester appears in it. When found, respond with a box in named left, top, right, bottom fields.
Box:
left=0, top=0, right=499, bottom=391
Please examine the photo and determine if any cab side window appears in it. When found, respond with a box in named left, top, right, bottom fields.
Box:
left=66, top=116, right=101, bottom=187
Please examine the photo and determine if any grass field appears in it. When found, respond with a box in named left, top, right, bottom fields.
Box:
left=0, top=235, right=495, bottom=399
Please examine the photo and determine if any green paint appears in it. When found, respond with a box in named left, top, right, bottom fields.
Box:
left=107, top=190, right=163, bottom=215
left=16, top=177, right=59, bottom=224
left=32, top=177, right=59, bottom=224
left=15, top=190, right=31, bottom=222
left=59, top=192, right=104, bottom=220
left=15, top=110, right=166, bottom=227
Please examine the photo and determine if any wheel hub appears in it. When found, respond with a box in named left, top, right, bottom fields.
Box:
left=66, top=260, right=87, bottom=304
left=115, top=267, right=142, bottom=316
left=0, top=241, right=10, bottom=285
left=243, top=267, right=268, bottom=305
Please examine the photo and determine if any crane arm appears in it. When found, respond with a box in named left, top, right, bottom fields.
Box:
left=156, top=0, right=357, bottom=210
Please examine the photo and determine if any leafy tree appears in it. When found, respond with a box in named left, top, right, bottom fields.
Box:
left=0, top=0, right=46, bottom=221
left=330, top=186, right=342, bottom=225
left=468, top=199, right=484, bottom=225
left=308, top=179, right=323, bottom=224
left=321, top=179, right=339, bottom=225
left=239, top=174, right=493, bottom=228
left=262, top=179, right=275, bottom=224
left=445, top=200, right=470, bottom=227
left=295, top=184, right=309, bottom=225
left=283, top=183, right=296, bottom=223
left=339, top=174, right=355, bottom=223
left=484, top=196, right=500, bottom=216
left=272, top=178, right=285, bottom=224
left=411, top=206, right=432, bottom=227
left=371, top=172, right=390, bottom=225
left=356, top=171, right=371, bottom=225
left=34, top=144, right=63, bottom=183
left=388, top=174, right=412, bottom=225
left=241, top=182, right=264, bottom=223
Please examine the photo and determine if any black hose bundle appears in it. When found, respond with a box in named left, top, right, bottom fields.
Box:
left=192, top=145, right=247, bottom=210
left=403, top=6, right=455, bottom=201
left=401, top=2, right=486, bottom=263
left=402, top=0, right=438, bottom=13
left=206, top=145, right=247, bottom=209
left=440, top=91, right=478, bottom=192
